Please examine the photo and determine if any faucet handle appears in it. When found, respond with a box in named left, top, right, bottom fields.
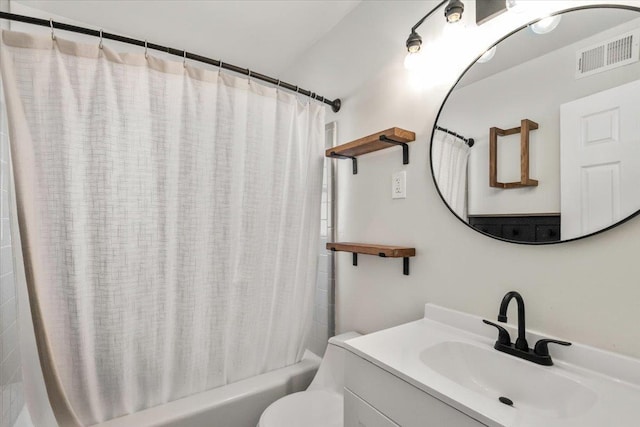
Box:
left=533, top=339, right=571, bottom=357
left=482, top=319, right=511, bottom=345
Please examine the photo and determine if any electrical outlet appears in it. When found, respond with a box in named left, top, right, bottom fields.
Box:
left=392, top=171, right=406, bottom=199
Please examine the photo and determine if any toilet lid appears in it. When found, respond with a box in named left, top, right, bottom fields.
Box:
left=258, top=390, right=343, bottom=427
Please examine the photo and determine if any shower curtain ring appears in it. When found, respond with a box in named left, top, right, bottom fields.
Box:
left=183, top=50, right=187, bottom=68
left=144, top=40, right=148, bottom=59
left=99, top=29, right=104, bottom=49
left=50, top=19, right=56, bottom=40
left=247, top=69, right=252, bottom=84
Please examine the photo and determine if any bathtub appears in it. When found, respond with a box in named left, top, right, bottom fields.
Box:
left=95, top=351, right=320, bottom=427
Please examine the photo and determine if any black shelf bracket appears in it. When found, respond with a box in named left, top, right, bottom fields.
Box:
left=328, top=151, right=358, bottom=174
left=379, top=135, right=409, bottom=165
left=378, top=252, right=410, bottom=276
left=330, top=247, right=411, bottom=275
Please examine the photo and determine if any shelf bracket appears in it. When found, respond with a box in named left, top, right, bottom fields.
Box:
left=332, top=246, right=358, bottom=265
left=379, top=135, right=409, bottom=165
left=327, top=243, right=415, bottom=277
left=328, top=151, right=358, bottom=174
left=378, top=252, right=410, bottom=276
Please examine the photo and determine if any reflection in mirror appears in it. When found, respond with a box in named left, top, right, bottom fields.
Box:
left=432, top=6, right=640, bottom=244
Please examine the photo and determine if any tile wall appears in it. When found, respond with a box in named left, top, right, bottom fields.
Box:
left=311, top=122, right=337, bottom=357
left=0, top=80, right=25, bottom=427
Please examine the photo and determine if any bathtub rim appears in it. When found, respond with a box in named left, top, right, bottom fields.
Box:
left=94, top=351, right=321, bottom=427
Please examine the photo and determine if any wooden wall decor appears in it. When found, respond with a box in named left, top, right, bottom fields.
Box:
left=489, top=119, right=539, bottom=189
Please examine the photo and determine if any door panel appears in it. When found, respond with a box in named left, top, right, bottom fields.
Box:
left=561, top=79, right=640, bottom=239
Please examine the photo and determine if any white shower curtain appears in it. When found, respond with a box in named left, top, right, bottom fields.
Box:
left=0, top=30, right=324, bottom=426
left=432, top=130, right=470, bottom=220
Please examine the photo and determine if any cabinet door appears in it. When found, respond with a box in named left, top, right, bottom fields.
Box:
left=345, top=388, right=399, bottom=427
left=345, top=352, right=487, bottom=427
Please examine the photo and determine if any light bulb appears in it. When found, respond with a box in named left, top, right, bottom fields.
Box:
left=530, top=15, right=562, bottom=35
left=477, top=46, right=496, bottom=63
left=447, top=12, right=462, bottom=23
left=445, top=0, right=465, bottom=24
left=406, top=31, right=422, bottom=54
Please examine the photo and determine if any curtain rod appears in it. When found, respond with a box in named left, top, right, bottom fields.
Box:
left=0, top=11, right=342, bottom=113
left=435, top=125, right=474, bottom=147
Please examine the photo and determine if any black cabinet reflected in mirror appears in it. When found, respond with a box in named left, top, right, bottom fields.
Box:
left=431, top=5, right=640, bottom=244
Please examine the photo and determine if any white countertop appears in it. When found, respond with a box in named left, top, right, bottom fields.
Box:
left=343, top=304, right=640, bottom=427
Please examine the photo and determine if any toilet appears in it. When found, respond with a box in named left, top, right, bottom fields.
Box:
left=258, top=331, right=361, bottom=427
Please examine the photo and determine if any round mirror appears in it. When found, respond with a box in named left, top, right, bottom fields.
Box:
left=432, top=5, right=640, bottom=244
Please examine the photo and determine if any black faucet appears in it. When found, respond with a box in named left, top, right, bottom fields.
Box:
left=498, top=291, right=529, bottom=351
left=483, top=291, right=571, bottom=366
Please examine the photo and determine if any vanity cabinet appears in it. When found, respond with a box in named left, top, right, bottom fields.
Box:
left=344, top=351, right=486, bottom=427
left=344, top=389, right=399, bottom=427
left=468, top=215, right=560, bottom=243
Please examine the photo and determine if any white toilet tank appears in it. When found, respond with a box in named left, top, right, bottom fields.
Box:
left=307, top=331, right=361, bottom=394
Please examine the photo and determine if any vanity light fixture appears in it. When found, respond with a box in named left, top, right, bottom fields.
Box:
left=406, top=31, right=422, bottom=54
left=404, top=0, right=463, bottom=69
left=445, top=0, right=465, bottom=24
left=530, top=15, right=562, bottom=35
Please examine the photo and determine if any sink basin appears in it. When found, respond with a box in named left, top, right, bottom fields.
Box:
left=343, top=304, right=640, bottom=426
left=420, top=341, right=597, bottom=419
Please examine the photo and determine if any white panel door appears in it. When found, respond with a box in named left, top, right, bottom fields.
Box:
left=560, top=79, right=640, bottom=240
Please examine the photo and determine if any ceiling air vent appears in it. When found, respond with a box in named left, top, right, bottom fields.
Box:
left=576, top=29, right=640, bottom=78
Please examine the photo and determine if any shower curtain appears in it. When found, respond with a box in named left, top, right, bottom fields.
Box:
left=432, top=130, right=470, bottom=220
left=0, top=30, right=324, bottom=426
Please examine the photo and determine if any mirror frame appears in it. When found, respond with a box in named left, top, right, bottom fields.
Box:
left=430, top=4, right=640, bottom=245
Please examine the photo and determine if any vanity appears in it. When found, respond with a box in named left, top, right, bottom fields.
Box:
left=342, top=303, right=640, bottom=426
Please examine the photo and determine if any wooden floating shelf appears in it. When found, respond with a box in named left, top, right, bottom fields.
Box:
left=496, top=179, right=539, bottom=189
left=327, top=242, right=416, bottom=275
left=326, top=128, right=416, bottom=158
left=327, top=242, right=416, bottom=257
left=326, top=127, right=416, bottom=174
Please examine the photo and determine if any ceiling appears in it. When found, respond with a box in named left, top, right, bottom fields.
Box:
left=457, top=8, right=640, bottom=88
left=11, top=0, right=361, bottom=77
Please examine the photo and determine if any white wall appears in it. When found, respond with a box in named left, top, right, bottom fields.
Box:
left=285, top=0, right=640, bottom=359
left=441, top=15, right=640, bottom=215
